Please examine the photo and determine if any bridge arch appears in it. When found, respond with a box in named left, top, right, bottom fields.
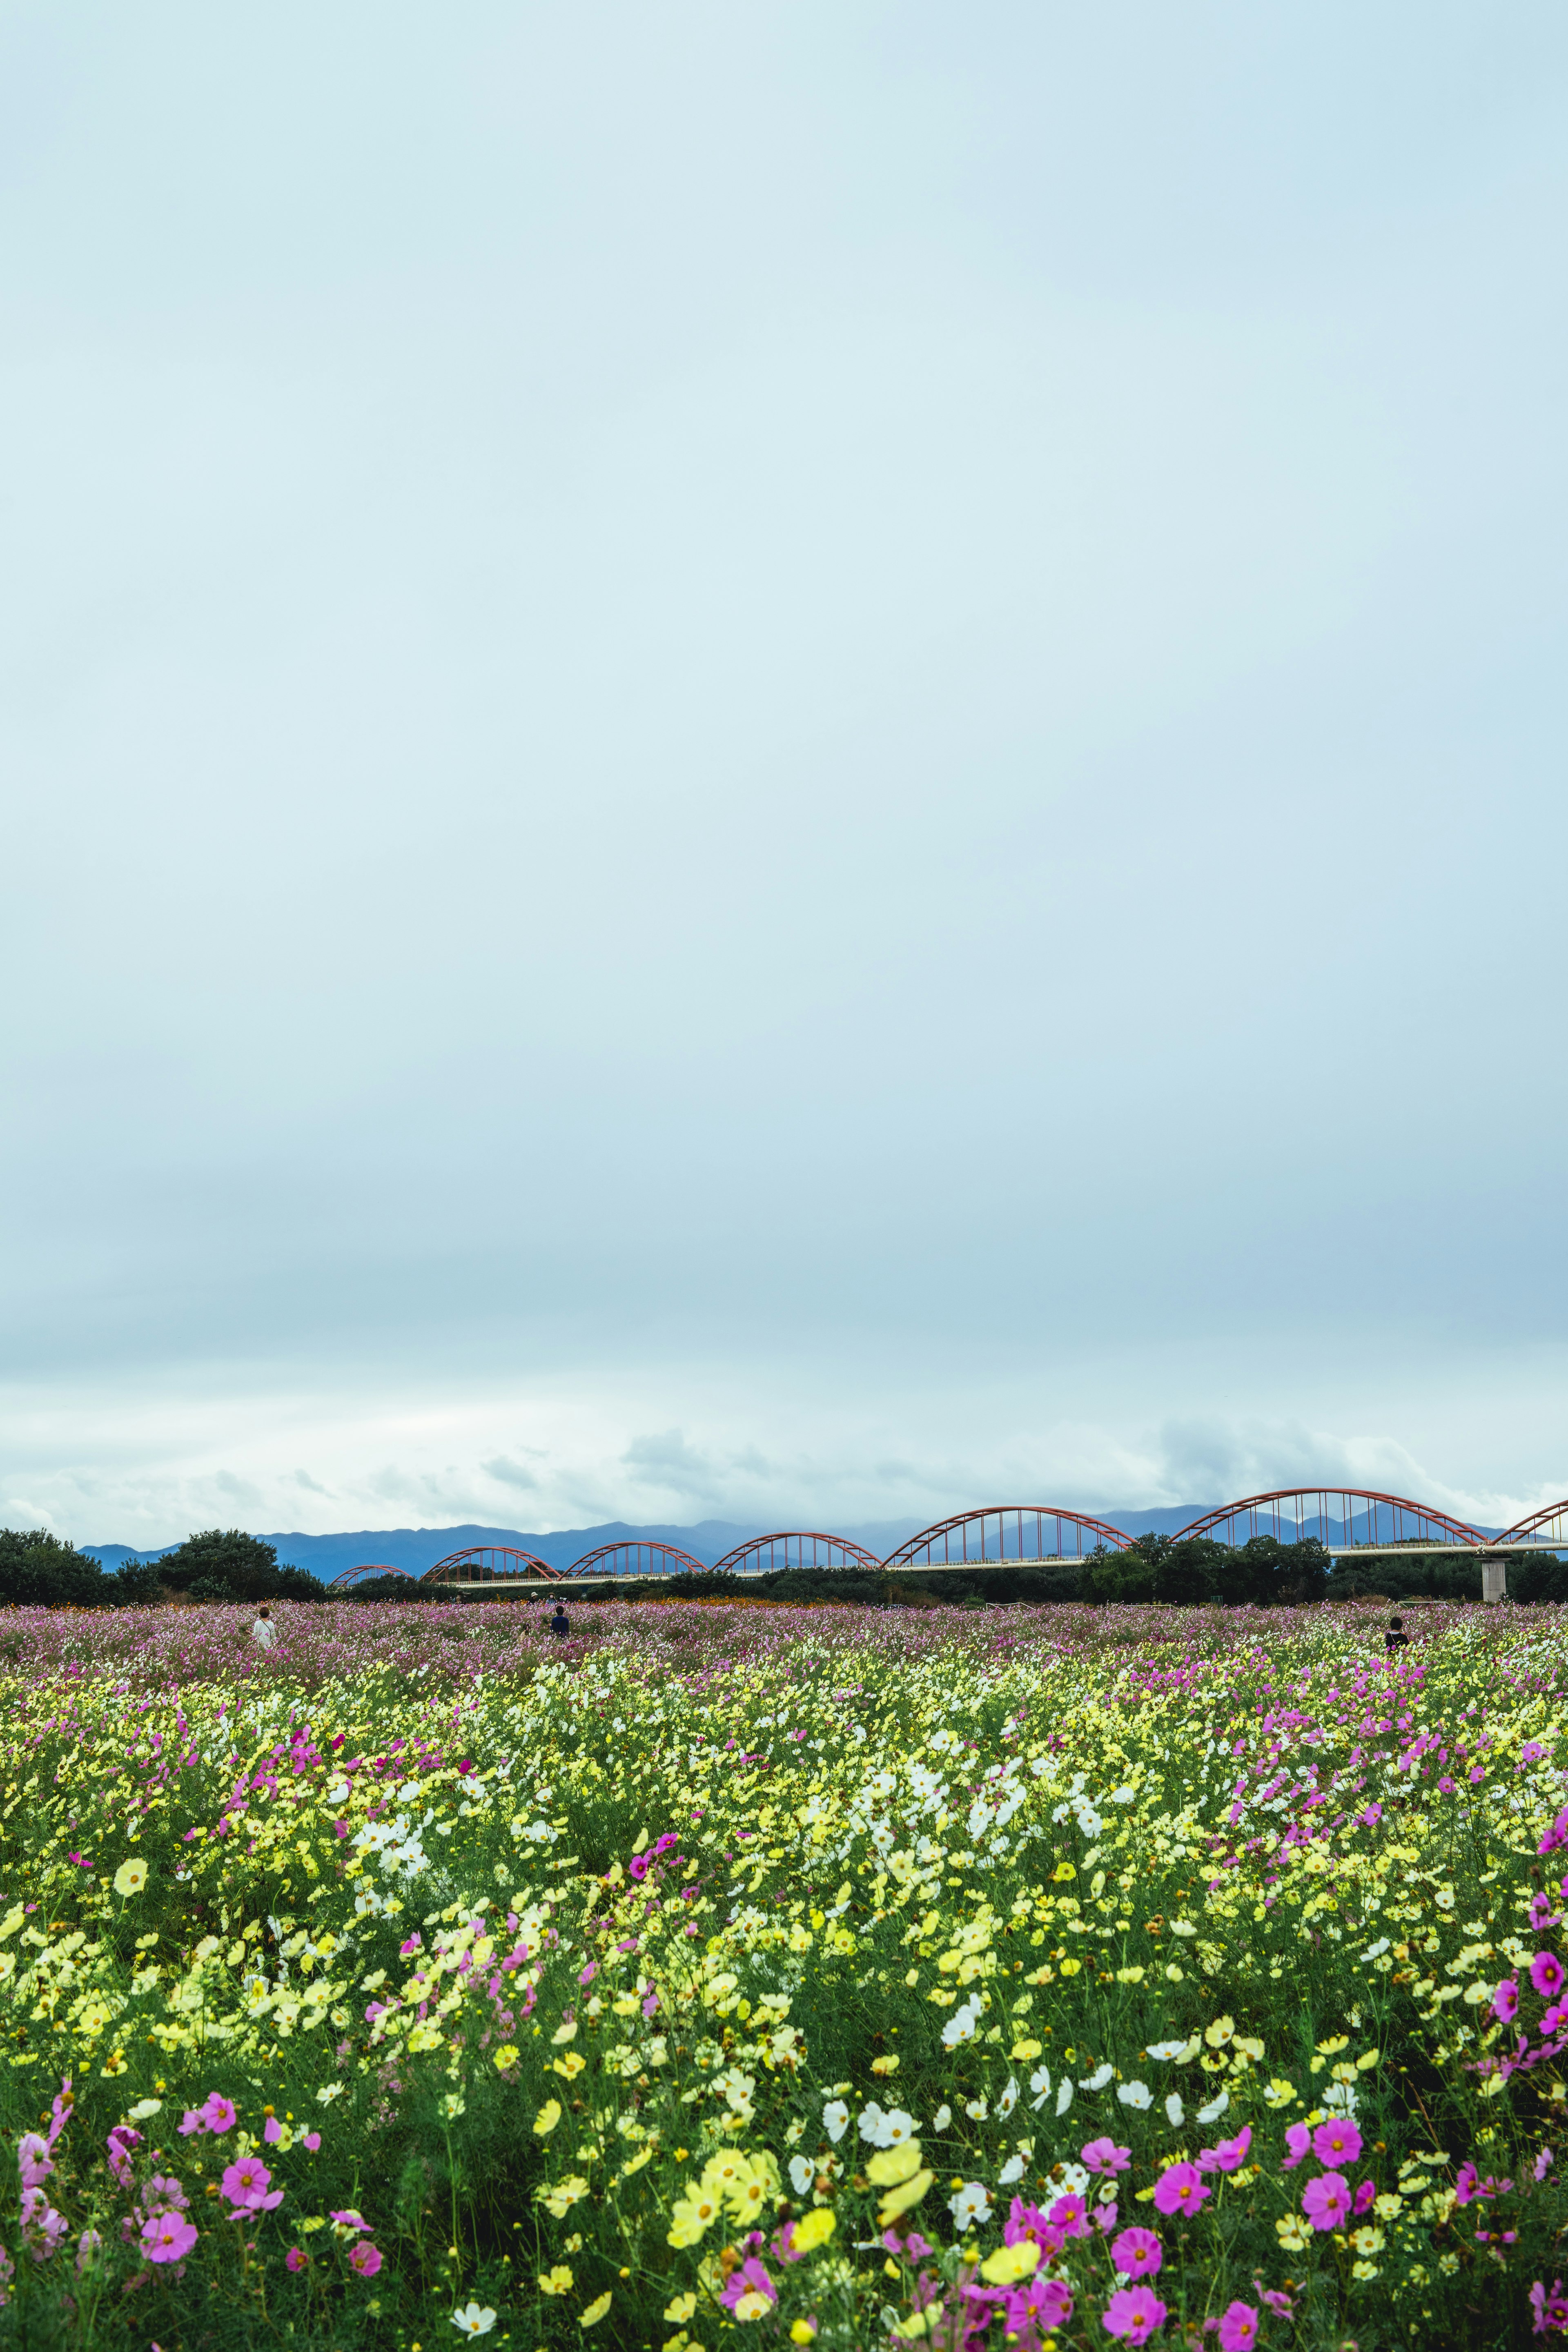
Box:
left=1495, top=1500, right=1568, bottom=1551
left=1174, top=1490, right=1483, bottom=1550
left=710, top=1531, right=882, bottom=1575
left=327, top=1562, right=418, bottom=1591
left=422, top=1545, right=559, bottom=1585
left=566, top=1540, right=708, bottom=1578
left=882, top=1507, right=1132, bottom=1571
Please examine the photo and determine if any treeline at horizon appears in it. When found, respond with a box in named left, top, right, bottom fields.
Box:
left=2, top=1524, right=1565, bottom=1611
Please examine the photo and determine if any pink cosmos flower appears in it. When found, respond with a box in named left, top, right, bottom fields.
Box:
left=302, top=2132, right=320, bottom=2152
left=1495, top=1977, right=1521, bottom=2023
left=1004, top=2197, right=1059, bottom=2252
left=719, top=2255, right=776, bottom=2314
left=1102, top=2285, right=1168, bottom=2343
left=1010, top=2276, right=1073, bottom=2331
left=141, top=2212, right=198, bottom=2265
left=1353, top=2178, right=1377, bottom=2216
left=1530, top=2276, right=1568, bottom=2334
left=348, top=2241, right=382, bottom=2278
left=330, top=2209, right=368, bottom=2234
left=263, top=2118, right=284, bottom=2144
left=399, top=1931, right=422, bottom=1956
left=1049, top=2192, right=1090, bottom=2238
left=285, top=2247, right=310, bottom=2272
left=1455, top=2163, right=1479, bottom=2205
left=1200, top=2125, right=1252, bottom=2175
left=1110, top=2227, right=1163, bottom=2278
left=1302, top=2171, right=1351, bottom=2231
left=1082, top=2138, right=1132, bottom=2176
left=1312, top=2120, right=1363, bottom=2168
left=1094, top=2201, right=1120, bottom=2235
left=1532, top=1953, right=1567, bottom=2000
left=1217, top=2302, right=1260, bottom=2352
left=1281, top=2124, right=1312, bottom=2169
left=220, top=2158, right=281, bottom=2212
left=1537, top=2150, right=1555, bottom=2184
left=1254, top=2278, right=1293, bottom=2319
left=1152, top=2163, right=1208, bottom=2219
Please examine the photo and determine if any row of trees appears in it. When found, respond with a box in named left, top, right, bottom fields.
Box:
left=0, top=1529, right=327, bottom=1610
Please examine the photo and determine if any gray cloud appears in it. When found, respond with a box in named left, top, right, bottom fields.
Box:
left=4, top=6, right=1568, bottom=1540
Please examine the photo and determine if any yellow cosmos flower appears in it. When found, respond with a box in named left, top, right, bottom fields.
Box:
left=113, top=1858, right=148, bottom=1898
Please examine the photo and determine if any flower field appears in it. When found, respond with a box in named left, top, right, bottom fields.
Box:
left=1, top=1595, right=1566, bottom=2350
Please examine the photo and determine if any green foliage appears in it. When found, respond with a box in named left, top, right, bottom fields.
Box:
left=0, top=1528, right=110, bottom=1608
left=151, top=1528, right=328, bottom=1604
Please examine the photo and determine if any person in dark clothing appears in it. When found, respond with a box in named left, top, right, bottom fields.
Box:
left=1385, top=1615, right=1408, bottom=1653
left=549, top=1603, right=570, bottom=1637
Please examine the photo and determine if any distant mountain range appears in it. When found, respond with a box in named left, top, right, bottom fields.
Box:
left=82, top=1502, right=1509, bottom=1583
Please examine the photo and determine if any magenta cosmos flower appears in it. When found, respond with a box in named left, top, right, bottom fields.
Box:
left=1102, top=2285, right=1167, bottom=2344
left=1110, top=2226, right=1162, bottom=2278
left=1494, top=1977, right=1520, bottom=2024
left=1217, top=2302, right=1261, bottom=2352
left=1281, top=2124, right=1312, bottom=2169
left=1531, top=1952, right=1566, bottom=2000
left=1302, top=2172, right=1352, bottom=2231
left=1201, top=2125, right=1252, bottom=2174
left=719, top=2256, right=776, bottom=2315
left=1312, top=2120, right=1363, bottom=2168
left=348, top=2241, right=383, bottom=2278
left=1082, top=2138, right=1132, bottom=2176
left=220, top=2157, right=282, bottom=2212
left=141, top=2211, right=198, bottom=2264
left=285, top=2247, right=310, bottom=2272
left=1152, top=2163, right=1208, bottom=2219
left=1009, top=2276, right=1073, bottom=2332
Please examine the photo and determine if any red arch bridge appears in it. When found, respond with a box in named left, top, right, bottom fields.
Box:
left=324, top=1486, right=1553, bottom=1590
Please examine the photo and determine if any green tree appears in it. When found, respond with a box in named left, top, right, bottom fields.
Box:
left=151, top=1529, right=326, bottom=1604
left=0, top=1529, right=111, bottom=1608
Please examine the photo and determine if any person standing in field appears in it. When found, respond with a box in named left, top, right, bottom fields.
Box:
left=251, top=1603, right=277, bottom=1650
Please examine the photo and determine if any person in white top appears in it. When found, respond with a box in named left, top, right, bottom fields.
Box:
left=251, top=1604, right=277, bottom=1650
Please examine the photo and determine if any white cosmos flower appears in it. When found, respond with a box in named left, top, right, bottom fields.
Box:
left=1145, top=2040, right=1187, bottom=2061
left=859, top=2104, right=915, bottom=2149
left=996, top=2076, right=1019, bottom=2119
left=1117, top=2080, right=1152, bottom=2110
left=931, top=2105, right=953, bottom=2132
left=964, top=2097, right=989, bottom=2122
left=450, top=2306, right=497, bottom=2338
left=1055, top=2079, right=1074, bottom=2117
left=997, top=2154, right=1026, bottom=2185
left=1165, top=2093, right=1185, bottom=2126
left=822, top=2100, right=850, bottom=2143
left=948, top=2182, right=992, bottom=2228
left=1080, top=2064, right=1114, bottom=2092
left=1196, top=2090, right=1230, bottom=2125
left=942, top=2001, right=982, bottom=2049
left=788, top=2154, right=815, bottom=2196
left=1056, top=2163, right=1090, bottom=2196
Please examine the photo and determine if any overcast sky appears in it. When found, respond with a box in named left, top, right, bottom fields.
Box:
left=5, top=3, right=1568, bottom=1547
